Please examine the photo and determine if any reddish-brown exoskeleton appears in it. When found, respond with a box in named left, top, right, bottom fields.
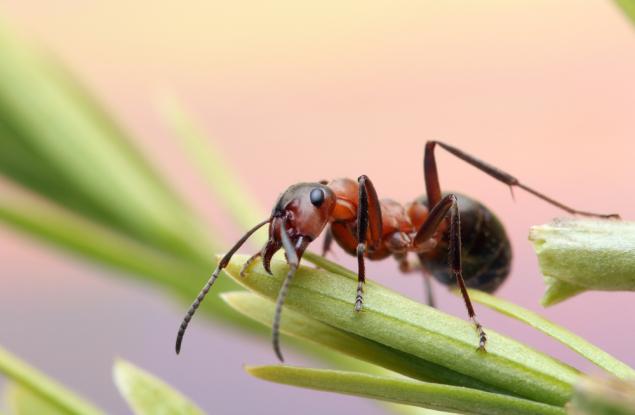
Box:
left=175, top=141, right=618, bottom=361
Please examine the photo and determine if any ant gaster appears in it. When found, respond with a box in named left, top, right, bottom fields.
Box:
left=176, top=141, right=618, bottom=361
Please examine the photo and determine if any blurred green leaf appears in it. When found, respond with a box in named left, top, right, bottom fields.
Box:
left=614, top=0, right=635, bottom=26
left=4, top=383, right=68, bottom=415
left=0, top=185, right=261, bottom=333
left=0, top=21, right=213, bottom=265
left=226, top=255, right=580, bottom=406
left=568, top=376, right=635, bottom=415
left=247, top=366, right=566, bottom=415
left=0, top=186, right=199, bottom=293
left=529, top=219, right=635, bottom=306
left=113, top=359, right=204, bottom=415
left=0, top=346, right=103, bottom=415
left=0, top=17, right=271, bottom=336
left=222, top=291, right=504, bottom=394
left=468, top=289, right=635, bottom=379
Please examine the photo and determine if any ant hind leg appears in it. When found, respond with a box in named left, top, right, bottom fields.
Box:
left=414, top=193, right=487, bottom=350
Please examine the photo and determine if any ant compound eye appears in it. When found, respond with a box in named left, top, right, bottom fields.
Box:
left=310, top=188, right=325, bottom=207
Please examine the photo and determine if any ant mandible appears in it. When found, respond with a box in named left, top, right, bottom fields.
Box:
left=175, top=141, right=618, bottom=361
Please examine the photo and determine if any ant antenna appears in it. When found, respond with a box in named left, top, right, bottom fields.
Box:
left=272, top=218, right=304, bottom=362
left=175, top=218, right=270, bottom=354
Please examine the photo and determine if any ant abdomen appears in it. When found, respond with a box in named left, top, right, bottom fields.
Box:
left=416, top=193, right=512, bottom=293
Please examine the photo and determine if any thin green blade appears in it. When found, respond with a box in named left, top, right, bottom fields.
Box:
left=222, top=291, right=504, bottom=394
left=113, top=359, right=204, bottom=415
left=468, top=289, right=635, bottom=379
left=0, top=346, right=103, bottom=415
left=247, top=366, right=565, bottom=415
left=226, top=255, right=580, bottom=406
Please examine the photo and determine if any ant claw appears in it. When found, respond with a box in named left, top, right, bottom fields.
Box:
left=240, top=253, right=261, bottom=277
left=477, top=335, right=488, bottom=351
left=239, top=266, right=250, bottom=278
left=354, top=301, right=363, bottom=312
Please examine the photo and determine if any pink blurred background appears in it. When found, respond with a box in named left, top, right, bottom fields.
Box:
left=1, top=1, right=634, bottom=413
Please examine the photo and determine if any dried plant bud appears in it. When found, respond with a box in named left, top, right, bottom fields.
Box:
left=529, top=218, right=635, bottom=306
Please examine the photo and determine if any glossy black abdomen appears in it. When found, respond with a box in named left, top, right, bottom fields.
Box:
left=416, top=193, right=512, bottom=293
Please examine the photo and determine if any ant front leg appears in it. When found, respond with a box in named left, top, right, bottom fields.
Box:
left=414, top=194, right=487, bottom=350
left=424, top=141, right=619, bottom=218
left=355, top=175, right=383, bottom=311
left=239, top=252, right=261, bottom=277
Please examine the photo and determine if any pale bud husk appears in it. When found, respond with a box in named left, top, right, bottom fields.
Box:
left=529, top=219, right=635, bottom=306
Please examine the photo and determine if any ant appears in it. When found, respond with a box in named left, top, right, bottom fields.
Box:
left=175, top=141, right=618, bottom=361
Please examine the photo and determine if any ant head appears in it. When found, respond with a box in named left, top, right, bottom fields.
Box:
left=261, top=183, right=336, bottom=272
left=271, top=182, right=337, bottom=238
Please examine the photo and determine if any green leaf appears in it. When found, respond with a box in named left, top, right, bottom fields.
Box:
left=0, top=345, right=103, bottom=415
left=225, top=255, right=580, bottom=406
left=614, top=0, right=635, bottom=27
left=0, top=187, right=201, bottom=294
left=247, top=366, right=566, bottom=415
left=0, top=21, right=214, bottom=264
left=568, top=376, right=635, bottom=415
left=467, top=289, right=635, bottom=379
left=4, top=382, right=69, bottom=415
left=529, top=219, right=635, bottom=306
left=221, top=291, right=503, bottom=394
left=113, top=359, right=204, bottom=415
left=0, top=187, right=260, bottom=331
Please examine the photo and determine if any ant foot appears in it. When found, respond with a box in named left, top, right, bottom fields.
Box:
left=471, top=317, right=488, bottom=352
left=354, top=280, right=364, bottom=312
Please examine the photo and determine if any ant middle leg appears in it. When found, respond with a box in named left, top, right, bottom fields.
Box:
left=422, top=271, right=436, bottom=308
left=424, top=141, right=619, bottom=219
left=321, top=227, right=334, bottom=257
left=396, top=254, right=436, bottom=308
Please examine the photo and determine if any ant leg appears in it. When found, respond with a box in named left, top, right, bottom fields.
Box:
left=176, top=218, right=270, bottom=354
left=272, top=218, right=309, bottom=362
left=355, top=175, right=383, bottom=312
left=239, top=252, right=261, bottom=277
left=396, top=255, right=436, bottom=308
left=415, top=194, right=487, bottom=350
left=422, top=271, right=436, bottom=308
left=321, top=227, right=333, bottom=257
left=424, top=141, right=619, bottom=218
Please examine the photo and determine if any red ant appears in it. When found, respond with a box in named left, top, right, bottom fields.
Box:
left=175, top=141, right=617, bottom=361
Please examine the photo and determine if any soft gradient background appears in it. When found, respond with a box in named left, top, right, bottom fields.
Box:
left=1, top=1, right=634, bottom=414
